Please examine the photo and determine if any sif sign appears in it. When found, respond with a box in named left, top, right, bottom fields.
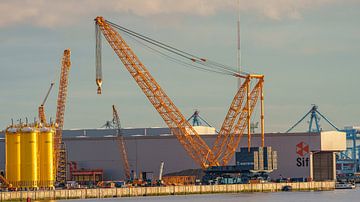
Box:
left=296, top=142, right=309, bottom=167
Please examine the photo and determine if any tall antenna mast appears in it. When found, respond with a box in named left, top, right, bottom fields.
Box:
left=237, top=0, right=241, bottom=88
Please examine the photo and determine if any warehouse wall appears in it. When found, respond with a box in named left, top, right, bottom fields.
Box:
left=62, top=132, right=324, bottom=180
left=0, top=131, right=345, bottom=181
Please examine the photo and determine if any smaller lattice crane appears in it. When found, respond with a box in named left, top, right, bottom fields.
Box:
left=38, top=82, right=55, bottom=124
left=54, top=49, right=72, bottom=184
left=112, top=105, right=131, bottom=180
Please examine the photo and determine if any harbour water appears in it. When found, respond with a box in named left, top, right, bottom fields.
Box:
left=34, top=187, right=359, bottom=202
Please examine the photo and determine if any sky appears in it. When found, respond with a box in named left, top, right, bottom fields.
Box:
left=0, top=0, right=359, bottom=132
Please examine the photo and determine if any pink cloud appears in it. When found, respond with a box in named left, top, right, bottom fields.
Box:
left=0, top=0, right=350, bottom=28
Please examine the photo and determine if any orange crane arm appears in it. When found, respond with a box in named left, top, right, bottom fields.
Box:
left=210, top=77, right=249, bottom=164
left=217, top=77, right=264, bottom=165
left=38, top=82, right=55, bottom=124
left=210, top=76, right=264, bottom=165
left=54, top=49, right=71, bottom=176
left=112, top=105, right=131, bottom=180
left=95, top=16, right=216, bottom=168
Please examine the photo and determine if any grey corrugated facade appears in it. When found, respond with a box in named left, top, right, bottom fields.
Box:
left=0, top=128, right=345, bottom=181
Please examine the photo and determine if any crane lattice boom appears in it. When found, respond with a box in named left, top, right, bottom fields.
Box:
left=38, top=82, right=55, bottom=124
left=112, top=105, right=131, bottom=180
left=54, top=49, right=71, bottom=179
left=94, top=16, right=265, bottom=168
left=217, top=77, right=264, bottom=165
left=95, top=17, right=216, bottom=168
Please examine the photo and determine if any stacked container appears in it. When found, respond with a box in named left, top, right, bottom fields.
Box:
left=263, top=147, right=273, bottom=170
left=272, top=151, right=278, bottom=170
left=257, top=147, right=264, bottom=170
left=236, top=147, right=277, bottom=172
left=236, top=147, right=262, bottom=171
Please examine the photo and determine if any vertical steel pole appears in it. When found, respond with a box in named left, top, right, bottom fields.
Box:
left=247, top=79, right=251, bottom=152
left=237, top=0, right=241, bottom=88
left=352, top=130, right=357, bottom=172
left=260, top=79, right=265, bottom=147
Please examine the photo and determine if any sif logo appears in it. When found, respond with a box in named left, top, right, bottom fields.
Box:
left=296, top=142, right=309, bottom=167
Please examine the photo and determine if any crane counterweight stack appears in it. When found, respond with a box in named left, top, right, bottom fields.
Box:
left=94, top=16, right=265, bottom=169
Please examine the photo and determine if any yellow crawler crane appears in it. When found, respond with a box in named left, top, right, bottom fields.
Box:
left=94, top=16, right=264, bottom=168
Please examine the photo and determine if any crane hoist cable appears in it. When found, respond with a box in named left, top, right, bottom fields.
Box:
left=106, top=21, right=250, bottom=77
left=120, top=30, right=233, bottom=76
left=109, top=22, right=244, bottom=76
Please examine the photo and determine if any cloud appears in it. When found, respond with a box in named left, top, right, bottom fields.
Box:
left=0, top=0, right=349, bottom=28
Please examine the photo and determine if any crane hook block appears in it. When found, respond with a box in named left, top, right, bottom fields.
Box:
left=96, top=78, right=102, bottom=94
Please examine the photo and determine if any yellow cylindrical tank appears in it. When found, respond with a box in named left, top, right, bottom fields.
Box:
left=5, top=127, right=21, bottom=188
left=20, top=127, right=38, bottom=188
left=38, top=127, right=54, bottom=188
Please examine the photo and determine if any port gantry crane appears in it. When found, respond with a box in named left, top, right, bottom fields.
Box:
left=54, top=49, right=72, bottom=183
left=94, top=16, right=264, bottom=169
left=38, top=82, right=55, bottom=124
left=112, top=105, right=131, bottom=180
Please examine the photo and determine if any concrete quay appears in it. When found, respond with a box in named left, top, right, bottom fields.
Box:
left=0, top=181, right=335, bottom=201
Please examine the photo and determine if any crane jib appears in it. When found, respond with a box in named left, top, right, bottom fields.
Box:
left=94, top=16, right=265, bottom=168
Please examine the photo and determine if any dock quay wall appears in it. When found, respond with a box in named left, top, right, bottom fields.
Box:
left=0, top=181, right=335, bottom=201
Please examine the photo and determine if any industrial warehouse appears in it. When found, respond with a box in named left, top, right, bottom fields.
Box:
left=0, top=126, right=347, bottom=183
left=0, top=13, right=359, bottom=201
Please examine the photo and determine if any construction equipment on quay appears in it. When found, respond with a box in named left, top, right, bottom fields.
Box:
left=94, top=16, right=265, bottom=169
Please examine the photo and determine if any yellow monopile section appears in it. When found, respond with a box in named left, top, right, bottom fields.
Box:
left=20, top=127, right=38, bottom=188
left=5, top=127, right=21, bottom=188
left=38, top=127, right=54, bottom=188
